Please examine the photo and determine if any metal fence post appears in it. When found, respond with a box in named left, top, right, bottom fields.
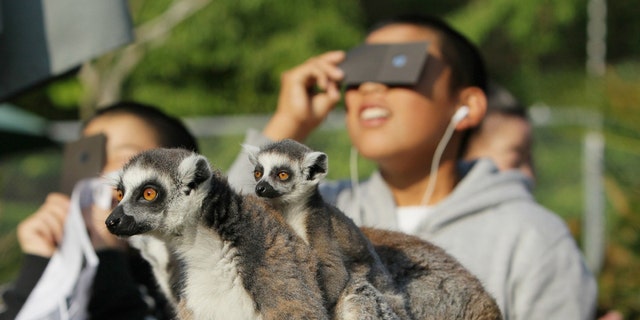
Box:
left=583, top=130, right=605, bottom=275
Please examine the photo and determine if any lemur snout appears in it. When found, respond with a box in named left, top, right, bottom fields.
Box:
left=106, top=216, right=120, bottom=228
left=255, top=181, right=280, bottom=198
left=105, top=206, right=141, bottom=236
left=106, top=207, right=124, bottom=230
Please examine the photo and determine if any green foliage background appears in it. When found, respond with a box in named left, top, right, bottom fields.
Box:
left=124, top=0, right=365, bottom=116
left=2, top=0, right=640, bottom=317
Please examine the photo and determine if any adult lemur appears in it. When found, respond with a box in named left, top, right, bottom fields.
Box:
left=105, top=148, right=329, bottom=320
left=245, top=139, right=503, bottom=320
left=361, top=227, right=503, bottom=320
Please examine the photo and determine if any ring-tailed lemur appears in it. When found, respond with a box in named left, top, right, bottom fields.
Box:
left=244, top=140, right=408, bottom=319
left=105, top=148, right=329, bottom=320
left=245, top=139, right=503, bottom=320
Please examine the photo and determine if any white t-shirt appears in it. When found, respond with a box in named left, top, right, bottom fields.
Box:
left=396, top=206, right=434, bottom=235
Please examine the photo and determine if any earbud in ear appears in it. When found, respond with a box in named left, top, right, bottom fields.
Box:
left=452, top=106, right=470, bottom=124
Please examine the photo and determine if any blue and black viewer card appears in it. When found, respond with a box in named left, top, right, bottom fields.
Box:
left=339, top=41, right=429, bottom=87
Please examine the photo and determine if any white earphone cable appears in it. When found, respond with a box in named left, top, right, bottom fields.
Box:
left=349, top=107, right=467, bottom=210
left=420, top=110, right=464, bottom=206
left=349, top=146, right=362, bottom=216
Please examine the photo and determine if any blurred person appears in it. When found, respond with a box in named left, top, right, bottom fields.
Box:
left=464, top=82, right=535, bottom=184
left=228, top=13, right=597, bottom=320
left=0, top=101, right=198, bottom=320
left=466, top=85, right=626, bottom=320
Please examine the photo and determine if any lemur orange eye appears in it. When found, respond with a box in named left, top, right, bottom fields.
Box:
left=254, top=170, right=263, bottom=180
left=143, top=187, right=158, bottom=201
left=278, top=171, right=289, bottom=181
left=116, top=190, right=124, bottom=202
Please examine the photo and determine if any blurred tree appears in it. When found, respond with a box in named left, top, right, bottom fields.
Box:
left=597, top=66, right=640, bottom=316
left=77, top=0, right=365, bottom=118
left=77, top=0, right=214, bottom=119
left=446, top=0, right=587, bottom=102
left=358, top=0, right=467, bottom=26
left=7, top=0, right=640, bottom=119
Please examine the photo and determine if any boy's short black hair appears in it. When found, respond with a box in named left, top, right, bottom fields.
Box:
left=84, top=101, right=199, bottom=153
left=486, top=82, right=528, bottom=119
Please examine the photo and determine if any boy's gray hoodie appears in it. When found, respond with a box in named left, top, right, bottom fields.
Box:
left=228, top=129, right=597, bottom=320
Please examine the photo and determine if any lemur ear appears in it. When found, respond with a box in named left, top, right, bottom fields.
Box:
left=242, top=144, right=261, bottom=166
left=303, top=151, right=328, bottom=182
left=178, top=154, right=212, bottom=195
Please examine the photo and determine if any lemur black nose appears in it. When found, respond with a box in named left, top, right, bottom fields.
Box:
left=105, top=206, right=125, bottom=232
left=255, top=181, right=281, bottom=198
left=256, top=185, right=266, bottom=196
left=106, top=216, right=121, bottom=228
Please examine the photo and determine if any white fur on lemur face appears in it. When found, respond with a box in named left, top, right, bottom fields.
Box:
left=244, top=139, right=327, bottom=205
left=106, top=149, right=212, bottom=238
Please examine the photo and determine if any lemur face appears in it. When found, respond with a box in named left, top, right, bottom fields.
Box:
left=252, top=156, right=299, bottom=199
left=106, top=166, right=170, bottom=236
left=244, top=139, right=328, bottom=204
left=105, top=148, right=212, bottom=237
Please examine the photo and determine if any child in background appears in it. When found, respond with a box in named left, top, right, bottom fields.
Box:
left=1, top=102, right=198, bottom=320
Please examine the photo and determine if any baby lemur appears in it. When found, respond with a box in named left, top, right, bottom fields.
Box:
left=105, top=148, right=329, bottom=320
left=245, top=140, right=408, bottom=319
left=245, top=139, right=503, bottom=320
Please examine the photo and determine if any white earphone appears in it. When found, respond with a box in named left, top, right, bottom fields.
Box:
left=451, top=105, right=470, bottom=124
left=420, top=104, right=471, bottom=205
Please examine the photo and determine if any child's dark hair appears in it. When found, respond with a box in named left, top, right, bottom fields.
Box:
left=83, top=101, right=199, bottom=153
left=486, top=82, right=528, bottom=119
left=369, top=14, right=487, bottom=96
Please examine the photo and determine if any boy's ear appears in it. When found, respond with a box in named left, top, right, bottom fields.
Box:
left=242, top=144, right=261, bottom=166
left=455, top=87, right=487, bottom=131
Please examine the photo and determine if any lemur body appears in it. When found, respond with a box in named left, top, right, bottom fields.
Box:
left=362, top=228, right=503, bottom=320
left=246, top=139, right=503, bottom=320
left=245, top=140, right=408, bottom=319
left=105, top=148, right=328, bottom=320
left=127, top=235, right=184, bottom=310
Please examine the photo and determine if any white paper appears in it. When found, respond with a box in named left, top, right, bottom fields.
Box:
left=16, top=177, right=112, bottom=320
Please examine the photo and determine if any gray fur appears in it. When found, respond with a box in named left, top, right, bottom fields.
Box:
left=247, top=139, right=503, bottom=320
left=362, top=228, right=503, bottom=320
left=246, top=139, right=409, bottom=319
left=105, top=148, right=328, bottom=320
